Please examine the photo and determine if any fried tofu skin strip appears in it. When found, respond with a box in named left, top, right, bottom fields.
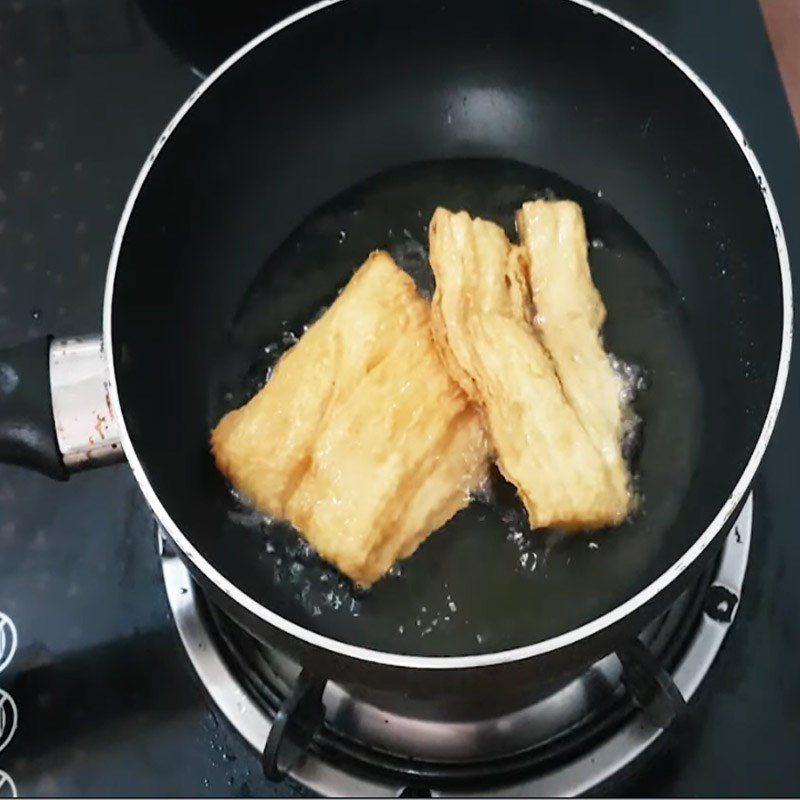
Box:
left=429, top=208, right=629, bottom=529
left=516, top=201, right=630, bottom=519
left=212, top=251, right=488, bottom=585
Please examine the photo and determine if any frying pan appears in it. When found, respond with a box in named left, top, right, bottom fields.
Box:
left=0, top=0, right=791, bottom=697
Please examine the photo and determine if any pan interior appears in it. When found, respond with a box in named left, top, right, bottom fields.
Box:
left=111, top=0, right=783, bottom=659
left=206, top=158, right=701, bottom=656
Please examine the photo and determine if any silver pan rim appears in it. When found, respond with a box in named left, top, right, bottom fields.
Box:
left=103, top=0, right=793, bottom=670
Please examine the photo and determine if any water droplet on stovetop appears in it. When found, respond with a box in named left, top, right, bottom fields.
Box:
left=30, top=308, right=41, bottom=320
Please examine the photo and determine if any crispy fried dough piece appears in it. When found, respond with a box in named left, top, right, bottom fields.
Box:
left=212, top=251, right=488, bottom=585
left=516, top=201, right=630, bottom=517
left=429, top=208, right=629, bottom=529
left=429, top=212, right=532, bottom=401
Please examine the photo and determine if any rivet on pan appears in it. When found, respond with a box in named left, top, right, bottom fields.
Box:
left=704, top=585, right=738, bottom=623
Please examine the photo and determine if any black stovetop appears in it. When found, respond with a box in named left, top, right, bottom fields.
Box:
left=0, top=0, right=798, bottom=796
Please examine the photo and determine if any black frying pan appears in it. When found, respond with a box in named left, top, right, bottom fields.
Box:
left=0, top=0, right=790, bottom=694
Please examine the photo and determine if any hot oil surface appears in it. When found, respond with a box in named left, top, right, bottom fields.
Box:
left=211, top=159, right=702, bottom=657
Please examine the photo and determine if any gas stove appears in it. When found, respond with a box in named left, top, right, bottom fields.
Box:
left=162, top=500, right=752, bottom=797
left=1, top=1, right=799, bottom=797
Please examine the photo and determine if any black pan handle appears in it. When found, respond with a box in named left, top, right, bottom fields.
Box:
left=0, top=334, right=124, bottom=479
left=0, top=336, right=67, bottom=480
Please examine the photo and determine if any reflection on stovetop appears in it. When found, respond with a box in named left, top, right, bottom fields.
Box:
left=1, top=475, right=299, bottom=797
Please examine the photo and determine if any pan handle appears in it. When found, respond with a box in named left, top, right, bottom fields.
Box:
left=0, top=334, right=124, bottom=479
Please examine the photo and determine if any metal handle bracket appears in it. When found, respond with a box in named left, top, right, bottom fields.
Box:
left=50, top=335, right=124, bottom=471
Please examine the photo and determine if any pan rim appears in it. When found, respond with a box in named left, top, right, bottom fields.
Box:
left=104, top=0, right=793, bottom=670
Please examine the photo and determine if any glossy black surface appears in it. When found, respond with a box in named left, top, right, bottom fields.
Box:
left=0, top=336, right=65, bottom=479
left=0, top=0, right=798, bottom=795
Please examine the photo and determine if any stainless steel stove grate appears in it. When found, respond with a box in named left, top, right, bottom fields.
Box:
left=162, top=496, right=752, bottom=797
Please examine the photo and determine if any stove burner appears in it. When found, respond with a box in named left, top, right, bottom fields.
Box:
left=162, top=496, right=752, bottom=796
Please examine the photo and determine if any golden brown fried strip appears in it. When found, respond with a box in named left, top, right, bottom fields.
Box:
left=429, top=212, right=532, bottom=401
left=516, top=201, right=630, bottom=517
left=212, top=251, right=488, bottom=585
left=429, top=208, right=629, bottom=529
